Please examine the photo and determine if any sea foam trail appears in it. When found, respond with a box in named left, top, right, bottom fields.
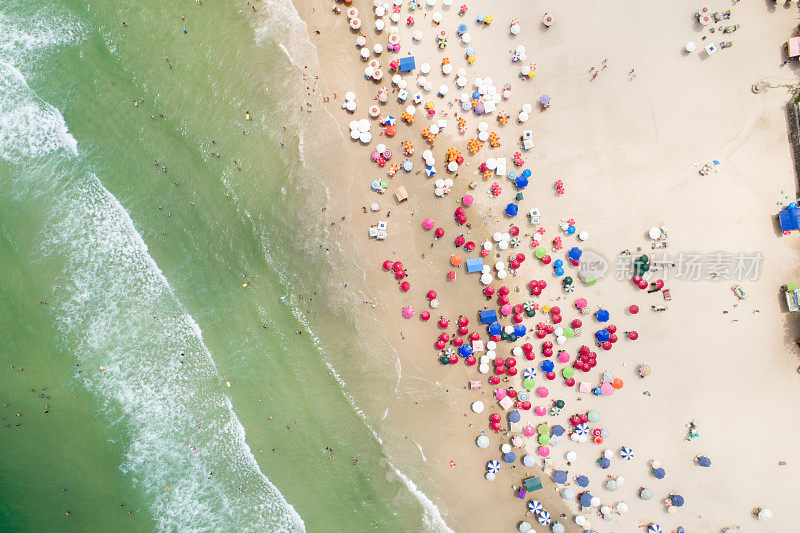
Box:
left=0, top=11, right=304, bottom=531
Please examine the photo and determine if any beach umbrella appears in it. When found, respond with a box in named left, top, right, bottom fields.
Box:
left=648, top=525, right=662, bottom=533
left=471, top=400, right=484, bottom=412
left=539, top=95, right=551, bottom=106
left=518, top=522, right=532, bottom=533
left=487, top=460, right=500, bottom=473
left=538, top=446, right=550, bottom=457
left=575, top=423, right=589, bottom=437
left=620, top=446, right=634, bottom=460
left=514, top=324, right=527, bottom=337
left=561, top=488, right=575, bottom=500
left=615, top=501, right=628, bottom=514
left=551, top=523, right=565, bottom=533
left=596, top=309, right=610, bottom=322
left=671, top=494, right=684, bottom=507
left=587, top=410, right=600, bottom=423
left=697, top=456, right=711, bottom=467
left=628, top=331, right=639, bottom=341
left=638, top=364, right=651, bottom=378
left=523, top=454, right=536, bottom=467
left=422, top=218, right=435, bottom=230
left=579, top=493, right=592, bottom=507
left=551, top=425, right=565, bottom=437
left=503, top=451, right=516, bottom=463
left=509, top=410, right=521, bottom=424
left=653, top=468, right=665, bottom=479
left=553, top=470, right=567, bottom=484
left=605, top=479, right=618, bottom=492
left=515, top=175, right=529, bottom=189
left=485, top=472, right=496, bottom=481
left=425, top=166, right=437, bottom=177
left=523, top=367, right=537, bottom=380
left=505, top=203, right=519, bottom=217
left=596, top=329, right=610, bottom=342
left=538, top=511, right=551, bottom=526
left=476, top=435, right=490, bottom=448
left=628, top=304, right=639, bottom=314
left=459, top=344, right=473, bottom=357
left=402, top=306, right=415, bottom=318
left=568, top=247, right=582, bottom=261
left=576, top=475, right=589, bottom=488
left=527, top=500, right=543, bottom=514
left=758, top=508, right=773, bottom=521
left=598, top=458, right=610, bottom=469
left=541, top=360, right=554, bottom=373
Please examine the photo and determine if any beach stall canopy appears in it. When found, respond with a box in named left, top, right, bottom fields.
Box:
left=523, top=476, right=543, bottom=492
left=480, top=309, right=498, bottom=324
left=398, top=56, right=416, bottom=72
left=466, top=257, right=484, bottom=273
left=779, top=206, right=800, bottom=231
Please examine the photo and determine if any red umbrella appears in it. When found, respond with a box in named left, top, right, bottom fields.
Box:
left=571, top=319, right=582, bottom=329
left=538, top=280, right=547, bottom=289
left=601, top=341, right=612, bottom=350
left=495, top=365, right=506, bottom=375
left=498, top=295, right=510, bottom=306
left=550, top=306, right=561, bottom=315
left=426, top=290, right=438, bottom=300
left=628, top=304, right=639, bottom=314
left=513, top=304, right=524, bottom=314
left=400, top=281, right=411, bottom=291
left=509, top=226, right=520, bottom=236
left=546, top=371, right=556, bottom=381
left=465, top=241, right=476, bottom=251
left=542, top=348, right=553, bottom=358
left=383, top=260, right=393, bottom=270
left=510, top=260, right=520, bottom=270
left=535, top=330, right=546, bottom=339
left=579, top=345, right=590, bottom=355
left=637, top=279, right=648, bottom=290
left=516, top=253, right=526, bottom=263
left=628, top=331, right=639, bottom=340
left=466, top=355, right=476, bottom=366
left=434, top=227, right=444, bottom=238
left=542, top=341, right=553, bottom=349
left=458, top=316, right=469, bottom=327
left=544, top=325, right=555, bottom=334
left=393, top=261, right=404, bottom=271
left=483, top=286, right=496, bottom=296
left=522, top=343, right=533, bottom=354
left=469, top=332, right=480, bottom=341
left=506, top=357, right=517, bottom=367
left=609, top=333, right=618, bottom=343
left=565, top=377, right=575, bottom=387
left=507, top=367, right=518, bottom=376
left=420, top=311, right=431, bottom=321
left=454, top=235, right=466, bottom=247
left=551, top=314, right=562, bottom=324
left=458, top=326, right=468, bottom=336
left=447, top=354, right=458, bottom=364
left=499, top=286, right=510, bottom=296
left=495, top=356, right=505, bottom=367
left=606, top=324, right=617, bottom=334
left=435, top=340, right=446, bottom=350
left=513, top=313, right=524, bottom=324
left=438, top=318, right=450, bottom=328
left=439, top=333, right=450, bottom=342
left=453, top=337, right=464, bottom=347
left=542, top=255, right=552, bottom=264
left=395, top=270, right=406, bottom=280
left=655, top=279, right=665, bottom=289
left=455, top=207, right=466, bottom=217
left=532, top=286, right=542, bottom=296
left=489, top=375, right=501, bottom=385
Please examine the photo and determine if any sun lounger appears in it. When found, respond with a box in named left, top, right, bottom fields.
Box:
left=663, top=289, right=672, bottom=301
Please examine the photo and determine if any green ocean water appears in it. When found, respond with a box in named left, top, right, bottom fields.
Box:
left=0, top=1, right=447, bottom=531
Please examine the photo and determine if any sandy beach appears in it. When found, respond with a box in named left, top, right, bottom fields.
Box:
left=285, top=0, right=800, bottom=530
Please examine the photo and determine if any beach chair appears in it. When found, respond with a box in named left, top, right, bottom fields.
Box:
left=663, top=289, right=672, bottom=301
left=731, top=284, right=746, bottom=300
left=376, top=230, right=388, bottom=240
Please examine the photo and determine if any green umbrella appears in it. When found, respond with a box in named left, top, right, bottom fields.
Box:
left=508, top=335, right=517, bottom=342
left=639, top=488, right=653, bottom=500
left=537, top=423, right=549, bottom=435
left=562, top=368, right=574, bottom=379
left=534, top=247, right=546, bottom=259
left=563, top=327, right=574, bottom=338
left=563, top=276, right=573, bottom=285
left=554, top=399, right=565, bottom=409
left=380, top=179, right=389, bottom=188
left=523, top=378, right=535, bottom=389
left=587, top=409, right=600, bottom=423
left=538, top=434, right=550, bottom=445
left=440, top=355, right=449, bottom=365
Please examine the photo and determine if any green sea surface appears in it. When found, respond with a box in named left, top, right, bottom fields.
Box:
left=0, top=1, right=446, bottom=531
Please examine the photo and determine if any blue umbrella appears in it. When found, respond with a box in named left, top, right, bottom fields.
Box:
left=671, top=494, right=684, bottom=507
left=503, top=451, right=516, bottom=463
left=527, top=499, right=543, bottom=513
left=578, top=492, right=592, bottom=507
left=554, top=267, right=565, bottom=277
left=568, top=247, right=582, bottom=261
left=472, top=91, right=481, bottom=100
left=523, top=367, right=537, bottom=380
left=458, top=23, right=467, bottom=35
left=697, top=456, right=711, bottom=467
left=487, top=460, right=500, bottom=473
left=553, top=259, right=563, bottom=268
left=425, top=165, right=436, bottom=177
left=383, top=115, right=396, bottom=126
left=551, top=424, right=565, bottom=436
left=459, top=344, right=473, bottom=357
left=596, top=329, right=610, bottom=342
left=540, top=360, right=554, bottom=373
left=598, top=457, right=610, bottom=469
left=596, top=309, right=610, bottom=322
left=620, top=446, right=634, bottom=460
left=653, top=467, right=666, bottom=479
left=566, top=225, right=576, bottom=235
left=508, top=410, right=521, bottom=423
left=539, top=95, right=551, bottom=106
left=553, top=470, right=567, bottom=484
left=522, top=168, right=532, bottom=178
left=476, top=12, right=486, bottom=22
left=538, top=511, right=551, bottom=526
left=575, top=475, right=589, bottom=488
left=514, top=324, right=527, bottom=337
left=648, top=525, right=662, bottom=533
left=515, top=175, right=529, bottom=189
left=488, top=322, right=502, bottom=335
left=505, top=203, right=518, bottom=217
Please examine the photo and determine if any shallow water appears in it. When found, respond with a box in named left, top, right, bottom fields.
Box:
left=0, top=0, right=447, bottom=530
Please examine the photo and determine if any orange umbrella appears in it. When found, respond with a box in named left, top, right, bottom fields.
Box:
left=450, top=254, right=463, bottom=266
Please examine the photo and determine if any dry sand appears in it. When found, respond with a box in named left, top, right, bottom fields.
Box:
left=288, top=0, right=800, bottom=530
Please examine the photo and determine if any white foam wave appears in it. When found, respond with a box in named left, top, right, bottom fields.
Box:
left=0, top=5, right=85, bottom=66
left=0, top=61, right=78, bottom=162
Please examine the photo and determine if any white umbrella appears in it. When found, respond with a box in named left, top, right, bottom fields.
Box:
left=420, top=62, right=431, bottom=74
left=648, top=227, right=662, bottom=240
left=574, top=515, right=586, bottom=526
left=518, top=111, right=529, bottom=123
left=615, top=501, right=628, bottom=513
left=442, top=64, right=452, bottom=75
left=478, top=363, right=489, bottom=373
left=758, top=508, right=773, bottom=521
left=480, top=273, right=493, bottom=285
left=345, top=91, right=356, bottom=102
left=485, top=472, right=495, bottom=481
left=429, top=298, right=439, bottom=309
left=476, top=435, right=490, bottom=448
left=370, top=203, right=380, bottom=211
left=522, top=103, right=533, bottom=114
left=462, top=33, right=471, bottom=43
left=447, top=161, right=458, bottom=172
left=685, top=41, right=696, bottom=52
left=497, top=270, right=508, bottom=280
left=518, top=522, right=531, bottom=533
left=501, top=443, right=512, bottom=454
left=578, top=231, right=589, bottom=241
left=566, top=451, right=577, bottom=462
left=438, top=85, right=448, bottom=96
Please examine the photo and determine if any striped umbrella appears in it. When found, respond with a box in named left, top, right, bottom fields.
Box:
left=523, top=367, right=537, bottom=380
left=487, top=460, right=500, bottom=473
left=537, top=511, right=551, bottom=525
left=574, top=423, right=589, bottom=436
left=620, top=446, right=634, bottom=460
left=527, top=500, right=542, bottom=514
left=648, top=525, right=662, bottom=533
left=444, top=347, right=456, bottom=357
left=510, top=236, right=521, bottom=248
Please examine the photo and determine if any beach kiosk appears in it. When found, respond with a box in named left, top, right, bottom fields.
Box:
left=480, top=309, right=498, bottom=324
left=466, top=257, right=484, bottom=273
left=523, top=476, right=543, bottom=492
left=784, top=283, right=800, bottom=311
left=789, top=37, right=800, bottom=58
left=398, top=56, right=416, bottom=72
left=779, top=205, right=800, bottom=233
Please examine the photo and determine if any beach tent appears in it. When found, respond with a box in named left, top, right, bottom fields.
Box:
left=779, top=206, right=800, bottom=232
left=480, top=309, right=498, bottom=324
left=523, top=476, right=543, bottom=492
left=466, top=257, right=484, bottom=273
left=398, top=56, right=416, bottom=72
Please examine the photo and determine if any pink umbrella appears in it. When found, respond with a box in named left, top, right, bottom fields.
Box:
left=600, top=382, right=614, bottom=395
left=402, top=306, right=415, bottom=318
left=462, top=195, right=474, bottom=206
left=575, top=298, right=588, bottom=309
left=534, top=405, right=546, bottom=416
left=523, top=425, right=536, bottom=437
left=558, top=352, right=570, bottom=363
left=500, top=304, right=512, bottom=316
left=495, top=388, right=507, bottom=399
left=538, top=446, right=550, bottom=457
left=536, top=386, right=549, bottom=398
left=422, top=218, right=434, bottom=230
